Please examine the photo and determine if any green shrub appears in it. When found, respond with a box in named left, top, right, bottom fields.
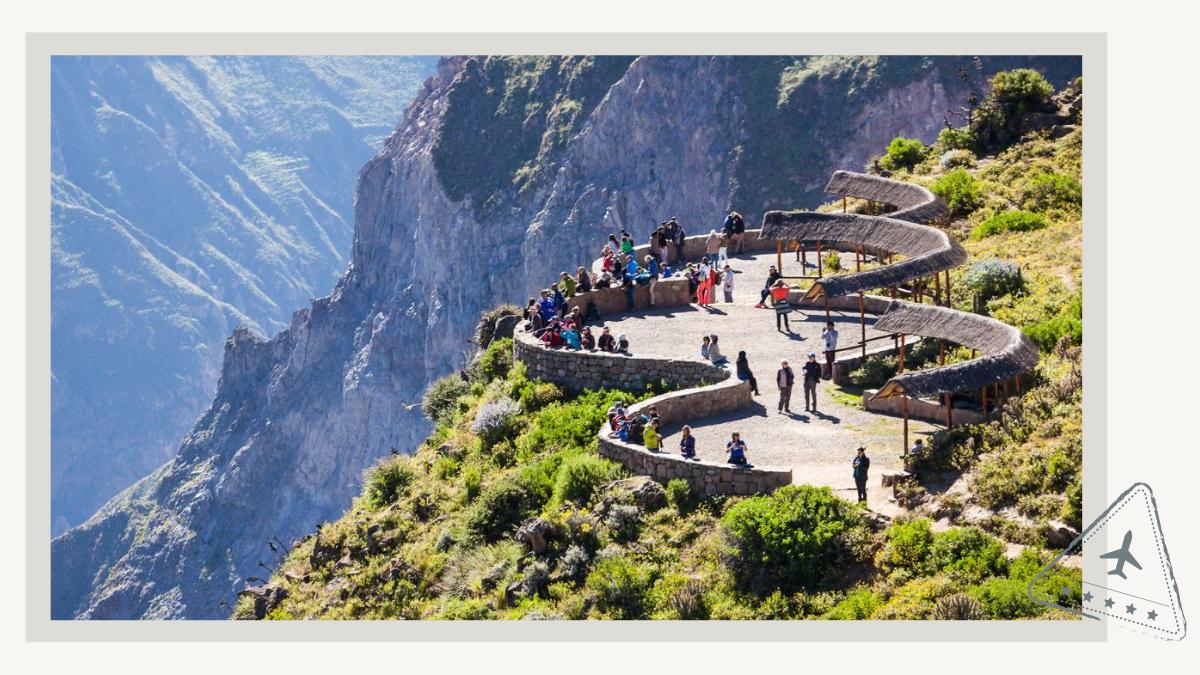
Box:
left=422, top=373, right=470, bottom=425
left=478, top=337, right=514, bottom=382
left=991, top=68, right=1054, bottom=110
left=873, top=575, right=961, bottom=620
left=930, top=169, right=983, bottom=217
left=549, top=454, right=623, bottom=510
left=849, top=353, right=898, bottom=389
left=971, top=577, right=1043, bottom=618
left=877, top=517, right=935, bottom=572
left=823, top=250, right=843, bottom=273
left=464, top=479, right=534, bottom=542
left=1021, top=172, right=1082, bottom=213
left=432, top=455, right=460, bottom=480
left=928, top=527, right=1007, bottom=583
left=1062, top=477, right=1082, bottom=530
left=878, top=136, right=930, bottom=172
left=935, top=126, right=977, bottom=153
left=461, top=465, right=482, bottom=502
left=515, top=380, right=563, bottom=411
left=939, top=149, right=977, bottom=170
left=826, top=588, right=884, bottom=620
left=721, top=485, right=867, bottom=594
left=1023, top=293, right=1082, bottom=351
left=665, top=478, right=695, bottom=515
left=585, top=555, right=656, bottom=618
left=972, top=68, right=1056, bottom=151
left=971, top=210, right=1047, bottom=240
left=363, top=456, right=415, bottom=508
left=961, top=260, right=1024, bottom=309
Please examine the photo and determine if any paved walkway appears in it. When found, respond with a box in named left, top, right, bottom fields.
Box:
left=595, top=250, right=937, bottom=510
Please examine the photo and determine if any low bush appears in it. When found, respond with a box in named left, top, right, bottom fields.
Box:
left=472, top=396, right=521, bottom=450
left=665, top=478, right=695, bottom=515
left=1020, top=171, right=1082, bottom=213
left=549, top=454, right=623, bottom=510
left=935, top=126, right=978, bottom=153
left=461, top=465, right=482, bottom=503
left=961, top=260, right=1024, bottom=310
left=363, top=456, right=415, bottom=509
left=878, top=136, right=930, bottom=172
left=927, top=527, right=1007, bottom=584
left=721, top=485, right=867, bottom=594
left=478, top=337, right=514, bottom=382
left=422, top=373, right=470, bottom=426
left=585, top=555, right=657, bottom=618
left=939, top=148, right=977, bottom=170
left=933, top=592, right=988, bottom=620
left=971, top=210, right=1047, bottom=240
left=930, top=169, right=983, bottom=217
left=876, top=517, right=935, bottom=573
left=825, top=588, right=884, bottom=620
left=1023, top=294, right=1082, bottom=351
left=464, top=479, right=534, bottom=542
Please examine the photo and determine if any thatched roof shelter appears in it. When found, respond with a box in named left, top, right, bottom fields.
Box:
left=825, top=170, right=949, bottom=223
left=759, top=211, right=967, bottom=299
left=870, top=300, right=1040, bottom=401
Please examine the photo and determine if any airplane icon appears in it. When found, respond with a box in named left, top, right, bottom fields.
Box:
left=1100, top=529, right=1142, bottom=580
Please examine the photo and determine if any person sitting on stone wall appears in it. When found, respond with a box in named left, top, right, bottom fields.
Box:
left=705, top=229, right=721, bottom=260
left=700, top=335, right=711, bottom=360
left=538, top=289, right=557, bottom=323
left=617, top=333, right=631, bottom=355
left=643, top=419, right=662, bottom=452
left=576, top=266, right=592, bottom=294
left=679, top=425, right=697, bottom=460
left=559, top=271, right=577, bottom=298
left=580, top=326, right=596, bottom=351
left=735, top=351, right=760, bottom=395
left=541, top=322, right=566, bottom=349
left=755, top=265, right=782, bottom=308
left=529, top=310, right=546, bottom=336
left=627, top=414, right=647, bottom=445
left=620, top=231, right=635, bottom=256
left=594, top=270, right=615, bottom=289
left=561, top=323, right=582, bottom=350
left=708, top=334, right=728, bottom=365
left=552, top=286, right=568, bottom=319
left=599, top=326, right=616, bottom=352
left=726, top=432, right=749, bottom=466
left=567, top=306, right=584, bottom=330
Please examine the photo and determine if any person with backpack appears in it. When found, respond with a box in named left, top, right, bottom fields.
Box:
left=696, top=257, right=713, bottom=306
left=802, top=352, right=822, bottom=412
left=731, top=212, right=746, bottom=254
left=721, top=264, right=735, bottom=303
left=770, top=280, right=792, bottom=331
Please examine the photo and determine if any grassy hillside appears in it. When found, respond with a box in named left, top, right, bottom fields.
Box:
left=236, top=70, right=1084, bottom=621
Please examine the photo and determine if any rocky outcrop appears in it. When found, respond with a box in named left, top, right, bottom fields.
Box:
left=52, top=55, right=1080, bottom=619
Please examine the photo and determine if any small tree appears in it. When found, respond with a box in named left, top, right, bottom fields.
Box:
left=878, top=137, right=931, bottom=172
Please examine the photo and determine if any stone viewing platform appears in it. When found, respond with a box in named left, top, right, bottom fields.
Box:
left=511, top=170, right=1037, bottom=503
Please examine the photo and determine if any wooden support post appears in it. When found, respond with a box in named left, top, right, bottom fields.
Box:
left=843, top=196, right=847, bottom=213
left=902, top=395, right=910, bottom=455
left=981, top=386, right=988, bottom=414
left=898, top=334, right=906, bottom=373
left=934, top=272, right=942, bottom=307
left=945, top=394, right=953, bottom=427
left=824, top=295, right=831, bottom=322
left=1003, top=380, right=1010, bottom=400
left=945, top=270, right=952, bottom=309
left=859, top=293, right=867, bottom=360
left=856, top=244, right=862, bottom=272
left=1015, top=375, right=1021, bottom=394
left=816, top=240, right=823, bottom=278
left=800, top=243, right=806, bottom=273
left=776, top=239, right=782, bottom=274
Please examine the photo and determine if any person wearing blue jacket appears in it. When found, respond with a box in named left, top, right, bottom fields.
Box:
left=537, top=290, right=556, bottom=322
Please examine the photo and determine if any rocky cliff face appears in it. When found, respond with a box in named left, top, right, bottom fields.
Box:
left=51, top=55, right=1080, bottom=619
left=50, top=56, right=437, bottom=534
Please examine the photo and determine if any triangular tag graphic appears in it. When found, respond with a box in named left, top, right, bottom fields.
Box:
left=1029, top=483, right=1186, bottom=640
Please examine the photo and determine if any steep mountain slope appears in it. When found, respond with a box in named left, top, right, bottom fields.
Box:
left=50, top=56, right=438, bottom=534
left=52, top=55, right=1080, bottom=619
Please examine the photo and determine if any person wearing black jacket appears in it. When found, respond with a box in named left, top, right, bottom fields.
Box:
left=736, top=351, right=760, bottom=395
left=802, top=352, right=822, bottom=412
left=756, top=265, right=782, bottom=307
left=853, top=447, right=870, bottom=503
left=776, top=360, right=795, bottom=413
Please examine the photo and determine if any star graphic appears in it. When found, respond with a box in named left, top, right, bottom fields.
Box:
left=1126, top=603, right=1137, bottom=615
left=1147, top=610, right=1158, bottom=621
left=1104, top=597, right=1115, bottom=608
left=1083, top=591, right=1094, bottom=603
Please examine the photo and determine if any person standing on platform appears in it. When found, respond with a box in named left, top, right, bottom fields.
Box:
left=802, top=352, right=822, bottom=412
left=822, top=321, right=839, bottom=379
left=776, top=360, right=795, bottom=414
left=853, top=446, right=870, bottom=503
